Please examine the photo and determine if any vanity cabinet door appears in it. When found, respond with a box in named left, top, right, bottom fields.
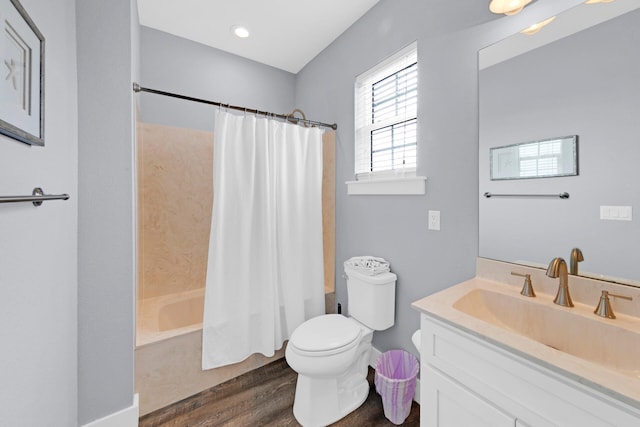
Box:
left=422, top=367, right=515, bottom=427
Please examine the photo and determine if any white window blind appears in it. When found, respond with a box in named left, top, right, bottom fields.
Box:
left=518, top=140, right=562, bottom=177
left=355, top=42, right=418, bottom=180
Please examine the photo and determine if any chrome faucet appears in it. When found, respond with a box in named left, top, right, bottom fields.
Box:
left=546, top=257, right=574, bottom=307
left=569, top=247, right=584, bottom=275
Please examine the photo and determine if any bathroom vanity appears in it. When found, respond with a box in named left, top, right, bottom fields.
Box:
left=422, top=3, right=640, bottom=425
left=412, top=258, right=640, bottom=427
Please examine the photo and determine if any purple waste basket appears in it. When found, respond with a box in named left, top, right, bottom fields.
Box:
left=374, top=350, right=419, bottom=425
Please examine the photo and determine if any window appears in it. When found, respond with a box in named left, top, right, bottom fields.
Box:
left=350, top=42, right=424, bottom=195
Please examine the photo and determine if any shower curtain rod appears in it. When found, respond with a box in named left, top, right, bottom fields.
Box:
left=132, top=83, right=338, bottom=130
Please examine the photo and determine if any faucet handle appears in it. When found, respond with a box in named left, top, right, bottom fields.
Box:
left=594, top=290, right=632, bottom=319
left=511, top=272, right=536, bottom=297
left=610, top=292, right=633, bottom=301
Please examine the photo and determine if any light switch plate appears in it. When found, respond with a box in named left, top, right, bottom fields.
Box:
left=428, top=210, right=440, bottom=230
left=600, top=206, right=632, bottom=221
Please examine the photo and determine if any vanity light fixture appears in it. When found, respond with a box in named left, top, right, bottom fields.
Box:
left=489, top=0, right=532, bottom=16
left=521, top=16, right=556, bottom=35
left=231, top=25, right=250, bottom=38
left=585, top=0, right=615, bottom=4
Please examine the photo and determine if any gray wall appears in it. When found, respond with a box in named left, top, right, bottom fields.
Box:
left=480, top=10, right=640, bottom=282
left=139, top=27, right=296, bottom=131
left=294, top=0, right=585, bottom=355
left=0, top=1, right=597, bottom=425
left=63, top=5, right=595, bottom=424
left=77, top=0, right=138, bottom=424
left=0, top=0, right=78, bottom=424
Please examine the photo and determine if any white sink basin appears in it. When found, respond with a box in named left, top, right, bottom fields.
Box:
left=453, top=288, right=640, bottom=377
left=412, top=275, right=640, bottom=406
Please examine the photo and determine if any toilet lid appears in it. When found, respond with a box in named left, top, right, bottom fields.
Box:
left=290, top=314, right=361, bottom=353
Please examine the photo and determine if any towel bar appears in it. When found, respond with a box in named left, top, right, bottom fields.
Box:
left=484, top=192, right=569, bottom=199
left=0, top=187, right=70, bottom=206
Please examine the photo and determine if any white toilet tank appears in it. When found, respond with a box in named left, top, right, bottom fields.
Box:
left=345, top=266, right=396, bottom=330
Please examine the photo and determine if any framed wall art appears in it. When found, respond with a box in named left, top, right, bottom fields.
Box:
left=0, top=0, right=44, bottom=146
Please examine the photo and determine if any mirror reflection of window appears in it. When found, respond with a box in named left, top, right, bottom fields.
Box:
left=490, top=136, right=577, bottom=180
left=518, top=139, right=561, bottom=177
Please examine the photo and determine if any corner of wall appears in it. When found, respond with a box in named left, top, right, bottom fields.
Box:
left=81, top=394, right=139, bottom=427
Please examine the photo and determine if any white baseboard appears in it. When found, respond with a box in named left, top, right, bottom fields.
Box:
left=369, top=346, right=421, bottom=404
left=82, top=394, right=139, bottom=427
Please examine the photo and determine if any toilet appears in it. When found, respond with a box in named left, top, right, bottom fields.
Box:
left=285, top=262, right=397, bottom=427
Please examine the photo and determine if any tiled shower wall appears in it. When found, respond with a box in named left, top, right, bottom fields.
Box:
left=137, top=122, right=214, bottom=299
left=137, top=122, right=335, bottom=301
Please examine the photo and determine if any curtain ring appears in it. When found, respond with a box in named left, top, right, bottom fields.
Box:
left=286, top=108, right=309, bottom=127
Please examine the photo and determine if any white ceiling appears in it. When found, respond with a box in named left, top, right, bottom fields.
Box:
left=137, top=0, right=380, bottom=74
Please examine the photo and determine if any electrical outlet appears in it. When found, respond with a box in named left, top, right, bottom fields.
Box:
left=428, top=210, right=440, bottom=230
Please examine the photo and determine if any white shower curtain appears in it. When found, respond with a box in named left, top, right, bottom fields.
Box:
left=202, top=110, right=326, bottom=370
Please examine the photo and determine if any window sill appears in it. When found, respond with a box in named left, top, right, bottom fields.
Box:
left=346, top=176, right=426, bottom=195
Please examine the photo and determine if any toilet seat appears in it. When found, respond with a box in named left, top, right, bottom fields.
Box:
left=289, top=314, right=362, bottom=357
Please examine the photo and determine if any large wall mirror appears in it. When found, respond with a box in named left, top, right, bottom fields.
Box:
left=479, top=0, right=640, bottom=286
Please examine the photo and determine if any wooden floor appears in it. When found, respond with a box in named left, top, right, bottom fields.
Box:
left=139, top=358, right=420, bottom=426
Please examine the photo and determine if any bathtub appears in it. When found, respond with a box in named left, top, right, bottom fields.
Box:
left=135, top=288, right=285, bottom=416
left=136, top=288, right=205, bottom=347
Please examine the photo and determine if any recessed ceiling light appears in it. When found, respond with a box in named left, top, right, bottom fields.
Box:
left=231, top=25, right=250, bottom=38
left=489, top=0, right=533, bottom=16
left=521, top=16, right=556, bottom=35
